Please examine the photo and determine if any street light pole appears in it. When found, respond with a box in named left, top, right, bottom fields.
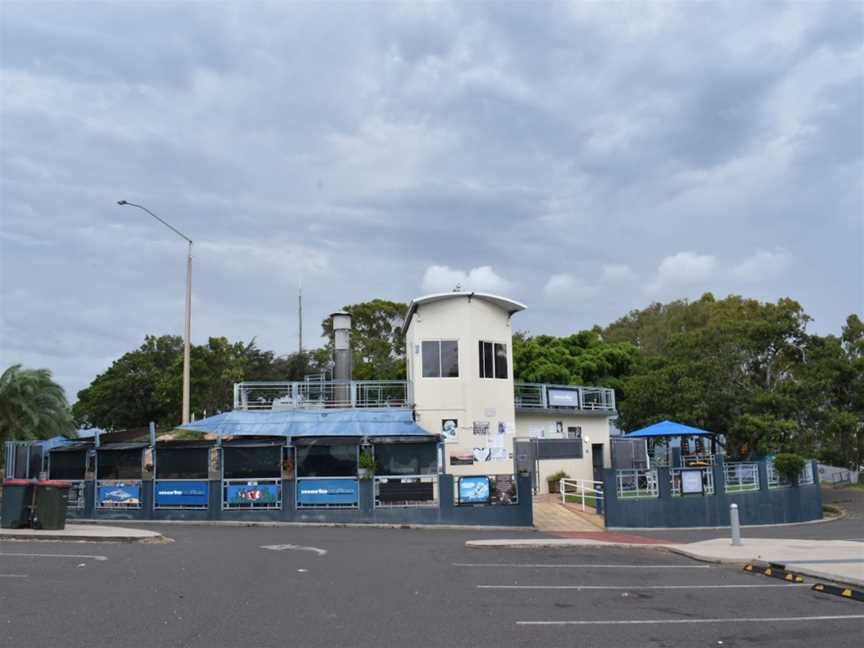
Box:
left=117, top=200, right=193, bottom=425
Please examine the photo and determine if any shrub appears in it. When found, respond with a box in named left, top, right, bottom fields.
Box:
left=773, top=453, right=806, bottom=482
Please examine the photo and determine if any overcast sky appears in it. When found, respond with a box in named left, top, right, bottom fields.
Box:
left=1, top=2, right=862, bottom=401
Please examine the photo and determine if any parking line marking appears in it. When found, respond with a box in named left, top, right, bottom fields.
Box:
left=480, top=584, right=809, bottom=590
left=517, top=615, right=864, bottom=626
left=453, top=563, right=711, bottom=569
left=0, top=553, right=108, bottom=561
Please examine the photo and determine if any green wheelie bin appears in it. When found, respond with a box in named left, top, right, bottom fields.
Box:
left=32, top=480, right=71, bottom=530
left=1, top=479, right=34, bottom=529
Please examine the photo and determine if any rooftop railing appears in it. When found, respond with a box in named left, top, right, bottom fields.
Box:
left=514, top=383, right=616, bottom=412
left=233, top=380, right=411, bottom=410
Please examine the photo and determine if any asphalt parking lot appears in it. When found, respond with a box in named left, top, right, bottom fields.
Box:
left=1, top=525, right=862, bottom=647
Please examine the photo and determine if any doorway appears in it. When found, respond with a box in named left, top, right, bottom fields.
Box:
left=592, top=444, right=604, bottom=482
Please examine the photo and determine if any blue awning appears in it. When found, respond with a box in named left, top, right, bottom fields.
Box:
left=178, top=409, right=436, bottom=439
left=626, top=420, right=714, bottom=438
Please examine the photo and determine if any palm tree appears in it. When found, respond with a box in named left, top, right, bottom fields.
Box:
left=0, top=365, right=73, bottom=449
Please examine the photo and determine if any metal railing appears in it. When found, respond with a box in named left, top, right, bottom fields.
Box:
left=514, top=383, right=616, bottom=411
left=616, top=469, right=658, bottom=499
left=560, top=478, right=604, bottom=512
left=724, top=462, right=760, bottom=493
left=234, top=380, right=411, bottom=410
left=767, top=461, right=815, bottom=488
left=374, top=475, right=437, bottom=508
left=66, top=481, right=86, bottom=510
left=670, top=467, right=715, bottom=496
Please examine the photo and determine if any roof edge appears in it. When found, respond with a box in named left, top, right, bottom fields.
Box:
left=402, top=291, right=527, bottom=335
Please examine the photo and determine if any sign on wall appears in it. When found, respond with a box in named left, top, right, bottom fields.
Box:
left=473, top=447, right=491, bottom=463
left=680, top=469, right=705, bottom=495
left=450, top=453, right=474, bottom=466
left=441, top=419, right=458, bottom=444
left=547, top=388, right=580, bottom=408
left=459, top=476, right=490, bottom=504
left=225, top=482, right=281, bottom=506
left=155, top=480, right=209, bottom=507
left=473, top=421, right=489, bottom=436
left=97, top=482, right=141, bottom=507
left=297, top=479, right=359, bottom=506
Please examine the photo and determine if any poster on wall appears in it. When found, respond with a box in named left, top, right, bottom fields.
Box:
left=97, top=482, right=141, bottom=507
left=225, top=481, right=281, bottom=506
left=680, top=469, right=705, bottom=495
left=155, top=480, right=209, bottom=507
left=473, top=421, right=489, bottom=436
left=459, top=476, right=490, bottom=504
left=450, top=453, right=474, bottom=466
left=473, top=447, right=491, bottom=463
left=489, top=447, right=509, bottom=461
left=491, top=475, right=516, bottom=504
left=441, top=419, right=458, bottom=444
left=297, top=479, right=358, bottom=506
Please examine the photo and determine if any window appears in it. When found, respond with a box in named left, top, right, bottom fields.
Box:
left=296, top=444, right=358, bottom=477
left=479, top=341, right=508, bottom=379
left=374, top=443, right=438, bottom=476
left=155, top=448, right=210, bottom=479
left=49, top=450, right=87, bottom=481
left=223, top=446, right=282, bottom=479
left=422, top=340, right=459, bottom=378
left=97, top=449, right=143, bottom=480
left=566, top=426, right=582, bottom=441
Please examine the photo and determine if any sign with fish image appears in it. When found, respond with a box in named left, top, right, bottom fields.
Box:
left=97, top=481, right=142, bottom=508
left=225, top=481, right=281, bottom=508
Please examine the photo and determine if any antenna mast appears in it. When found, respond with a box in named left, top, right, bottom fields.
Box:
left=298, top=281, right=303, bottom=355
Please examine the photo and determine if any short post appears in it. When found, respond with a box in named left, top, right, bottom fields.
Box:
left=730, top=502, right=742, bottom=546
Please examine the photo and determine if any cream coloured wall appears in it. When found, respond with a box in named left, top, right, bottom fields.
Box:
left=406, top=295, right=518, bottom=476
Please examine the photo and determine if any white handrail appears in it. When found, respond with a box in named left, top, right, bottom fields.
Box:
left=559, top=478, right=604, bottom=512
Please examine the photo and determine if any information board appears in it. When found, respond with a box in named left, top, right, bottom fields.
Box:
left=155, top=480, right=209, bottom=507
left=297, top=479, right=359, bottom=506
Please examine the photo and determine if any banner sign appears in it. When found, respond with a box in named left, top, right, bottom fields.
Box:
left=97, top=482, right=141, bottom=507
left=459, top=476, right=490, bottom=504
left=377, top=478, right=434, bottom=504
left=547, top=388, right=579, bottom=408
left=225, top=482, right=281, bottom=506
left=297, top=479, right=358, bottom=506
left=155, top=480, right=209, bottom=507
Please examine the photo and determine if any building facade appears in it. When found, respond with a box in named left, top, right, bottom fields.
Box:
left=404, top=292, right=615, bottom=492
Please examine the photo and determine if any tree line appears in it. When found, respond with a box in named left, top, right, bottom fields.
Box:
left=3, top=295, right=861, bottom=469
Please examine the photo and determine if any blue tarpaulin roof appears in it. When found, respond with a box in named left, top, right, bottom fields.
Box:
left=178, top=409, right=436, bottom=439
left=626, top=420, right=714, bottom=438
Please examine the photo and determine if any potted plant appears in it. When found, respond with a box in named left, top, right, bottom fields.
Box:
left=358, top=449, right=376, bottom=480
left=773, top=453, right=805, bottom=485
left=547, top=470, right=569, bottom=494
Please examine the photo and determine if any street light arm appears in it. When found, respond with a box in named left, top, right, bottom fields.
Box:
left=117, top=200, right=193, bottom=245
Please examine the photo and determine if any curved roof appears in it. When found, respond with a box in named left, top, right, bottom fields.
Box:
left=403, top=292, right=527, bottom=334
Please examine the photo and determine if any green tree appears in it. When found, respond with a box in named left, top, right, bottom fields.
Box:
left=0, top=364, right=73, bottom=447
left=319, top=299, right=408, bottom=380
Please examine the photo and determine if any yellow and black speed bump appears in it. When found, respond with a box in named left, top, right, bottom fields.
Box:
left=812, top=583, right=864, bottom=602
left=743, top=562, right=805, bottom=583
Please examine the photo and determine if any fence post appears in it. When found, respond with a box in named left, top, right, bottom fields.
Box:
left=730, top=503, right=742, bottom=545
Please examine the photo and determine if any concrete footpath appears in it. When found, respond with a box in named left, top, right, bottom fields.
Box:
left=466, top=536, right=864, bottom=588
left=0, top=524, right=165, bottom=542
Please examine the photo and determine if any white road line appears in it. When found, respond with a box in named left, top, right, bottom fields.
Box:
left=480, top=584, right=809, bottom=590
left=260, top=544, right=327, bottom=556
left=453, top=563, right=711, bottom=569
left=0, top=553, right=108, bottom=561
left=517, top=615, right=864, bottom=626
left=0, top=574, right=28, bottom=578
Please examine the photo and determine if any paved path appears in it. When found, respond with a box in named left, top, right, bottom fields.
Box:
left=0, top=523, right=163, bottom=542
left=532, top=494, right=599, bottom=532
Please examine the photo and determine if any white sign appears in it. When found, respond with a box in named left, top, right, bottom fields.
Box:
left=441, top=419, right=458, bottom=444
left=680, top=469, right=704, bottom=495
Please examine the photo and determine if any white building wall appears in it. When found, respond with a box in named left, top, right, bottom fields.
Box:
left=514, top=412, right=612, bottom=493
left=406, top=296, right=517, bottom=476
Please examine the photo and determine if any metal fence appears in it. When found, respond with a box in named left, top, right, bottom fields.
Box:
left=616, top=469, right=659, bottom=499
left=234, top=380, right=410, bottom=410
left=560, top=478, right=604, bottom=512
left=724, top=462, right=760, bottom=493
left=514, top=383, right=616, bottom=411
left=767, top=461, right=815, bottom=488
left=66, top=481, right=86, bottom=510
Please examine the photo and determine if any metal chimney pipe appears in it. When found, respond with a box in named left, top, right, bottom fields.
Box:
left=331, top=312, right=352, bottom=405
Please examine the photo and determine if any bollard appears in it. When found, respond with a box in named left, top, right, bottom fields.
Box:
left=730, top=503, right=742, bottom=546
